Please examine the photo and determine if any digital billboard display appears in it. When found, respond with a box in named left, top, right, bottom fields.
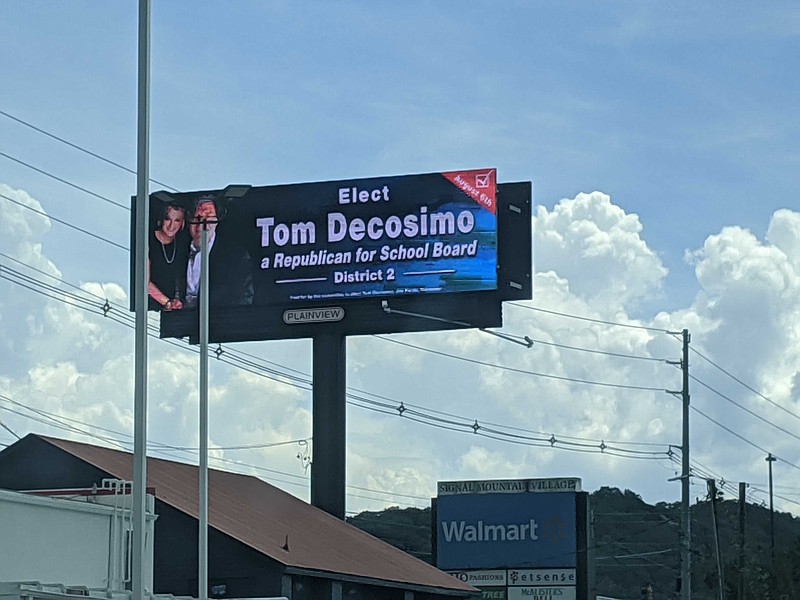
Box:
left=131, top=169, right=532, bottom=342
left=140, top=169, right=496, bottom=305
left=436, top=492, right=577, bottom=570
left=259, top=168, right=499, bottom=302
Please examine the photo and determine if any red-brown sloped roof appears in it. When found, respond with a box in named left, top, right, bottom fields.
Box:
left=35, top=435, right=474, bottom=596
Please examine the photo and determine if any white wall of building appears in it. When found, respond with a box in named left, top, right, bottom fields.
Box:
left=0, top=487, right=155, bottom=591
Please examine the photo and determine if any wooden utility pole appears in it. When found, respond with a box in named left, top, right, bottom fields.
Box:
left=766, top=453, right=776, bottom=564
left=707, top=479, right=725, bottom=600
left=681, top=330, right=692, bottom=600
left=667, top=329, right=691, bottom=600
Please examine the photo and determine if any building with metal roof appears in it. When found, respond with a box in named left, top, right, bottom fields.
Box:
left=0, top=434, right=476, bottom=600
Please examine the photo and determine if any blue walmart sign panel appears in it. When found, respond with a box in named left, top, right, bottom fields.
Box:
left=437, top=492, right=576, bottom=570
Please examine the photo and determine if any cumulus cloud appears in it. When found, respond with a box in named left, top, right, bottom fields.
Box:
left=534, top=191, right=668, bottom=308
left=687, top=215, right=800, bottom=383
left=682, top=210, right=800, bottom=485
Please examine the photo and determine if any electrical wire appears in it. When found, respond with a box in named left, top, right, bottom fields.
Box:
left=0, top=150, right=129, bottom=210
left=0, top=108, right=179, bottom=192
left=0, top=260, right=680, bottom=461
left=689, top=405, right=800, bottom=471
left=691, top=374, right=800, bottom=443
left=0, top=192, right=128, bottom=251
left=0, top=419, right=20, bottom=440
left=5, top=145, right=790, bottom=453
left=0, top=393, right=431, bottom=507
left=525, top=337, right=670, bottom=362
left=690, top=345, right=800, bottom=423
left=0, top=257, right=703, bottom=477
left=371, top=336, right=668, bottom=392
left=508, top=302, right=673, bottom=333
left=748, top=485, right=800, bottom=510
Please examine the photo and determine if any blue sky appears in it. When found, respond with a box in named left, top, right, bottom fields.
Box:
left=1, top=2, right=800, bottom=518
left=4, top=3, right=797, bottom=310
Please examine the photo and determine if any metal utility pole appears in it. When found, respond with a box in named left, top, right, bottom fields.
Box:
left=133, top=2, right=151, bottom=600
left=707, top=479, right=725, bottom=600
left=766, top=453, right=776, bottom=563
left=738, top=482, right=746, bottom=600
left=680, top=329, right=691, bottom=600
left=199, top=221, right=210, bottom=600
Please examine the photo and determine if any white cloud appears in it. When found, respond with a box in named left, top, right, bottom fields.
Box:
left=534, top=191, right=668, bottom=309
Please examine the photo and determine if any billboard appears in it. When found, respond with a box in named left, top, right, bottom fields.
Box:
left=436, top=492, right=577, bottom=570
left=131, top=169, right=532, bottom=342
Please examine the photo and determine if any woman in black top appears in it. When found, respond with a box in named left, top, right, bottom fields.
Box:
left=148, top=203, right=189, bottom=311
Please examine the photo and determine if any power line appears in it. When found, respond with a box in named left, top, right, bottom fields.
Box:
left=0, top=420, right=20, bottom=440
left=0, top=260, right=679, bottom=464
left=375, top=333, right=669, bottom=363
left=0, top=192, right=128, bottom=251
left=374, top=336, right=668, bottom=392
left=0, top=197, right=692, bottom=467
left=691, top=375, right=800, bottom=444
left=1, top=252, right=674, bottom=450
left=0, top=108, right=179, bottom=192
left=0, top=393, right=431, bottom=508
left=0, top=150, right=129, bottom=211
left=7, top=197, right=675, bottom=397
left=689, top=405, right=800, bottom=472
left=5, top=136, right=788, bottom=450
left=748, top=485, right=800, bottom=510
left=529, top=338, right=669, bottom=362
left=508, top=302, right=672, bottom=333
left=690, top=345, right=800, bottom=424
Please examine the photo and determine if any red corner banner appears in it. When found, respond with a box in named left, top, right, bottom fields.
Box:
left=441, top=168, right=497, bottom=215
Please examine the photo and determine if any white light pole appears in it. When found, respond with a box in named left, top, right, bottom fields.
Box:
left=133, top=2, right=151, bottom=600
left=197, top=184, right=249, bottom=600
left=153, top=185, right=250, bottom=600
left=199, top=217, right=210, bottom=600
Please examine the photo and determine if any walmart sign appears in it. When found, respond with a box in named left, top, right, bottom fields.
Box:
left=436, top=492, right=577, bottom=570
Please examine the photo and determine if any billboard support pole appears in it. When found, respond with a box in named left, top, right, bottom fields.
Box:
left=133, top=2, right=150, bottom=600
left=311, top=333, right=346, bottom=519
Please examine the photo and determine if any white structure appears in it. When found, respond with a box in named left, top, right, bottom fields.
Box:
left=0, top=583, right=286, bottom=600
left=0, top=582, right=196, bottom=600
left=0, top=481, right=156, bottom=591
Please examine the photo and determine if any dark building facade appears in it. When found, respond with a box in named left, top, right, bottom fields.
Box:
left=0, top=435, right=476, bottom=600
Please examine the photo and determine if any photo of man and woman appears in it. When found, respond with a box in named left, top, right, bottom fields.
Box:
left=147, top=194, right=253, bottom=312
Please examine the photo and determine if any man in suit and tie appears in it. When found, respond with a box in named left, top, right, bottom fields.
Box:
left=185, top=195, right=254, bottom=309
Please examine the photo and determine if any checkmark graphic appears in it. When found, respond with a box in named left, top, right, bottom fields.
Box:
left=441, top=168, right=497, bottom=215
